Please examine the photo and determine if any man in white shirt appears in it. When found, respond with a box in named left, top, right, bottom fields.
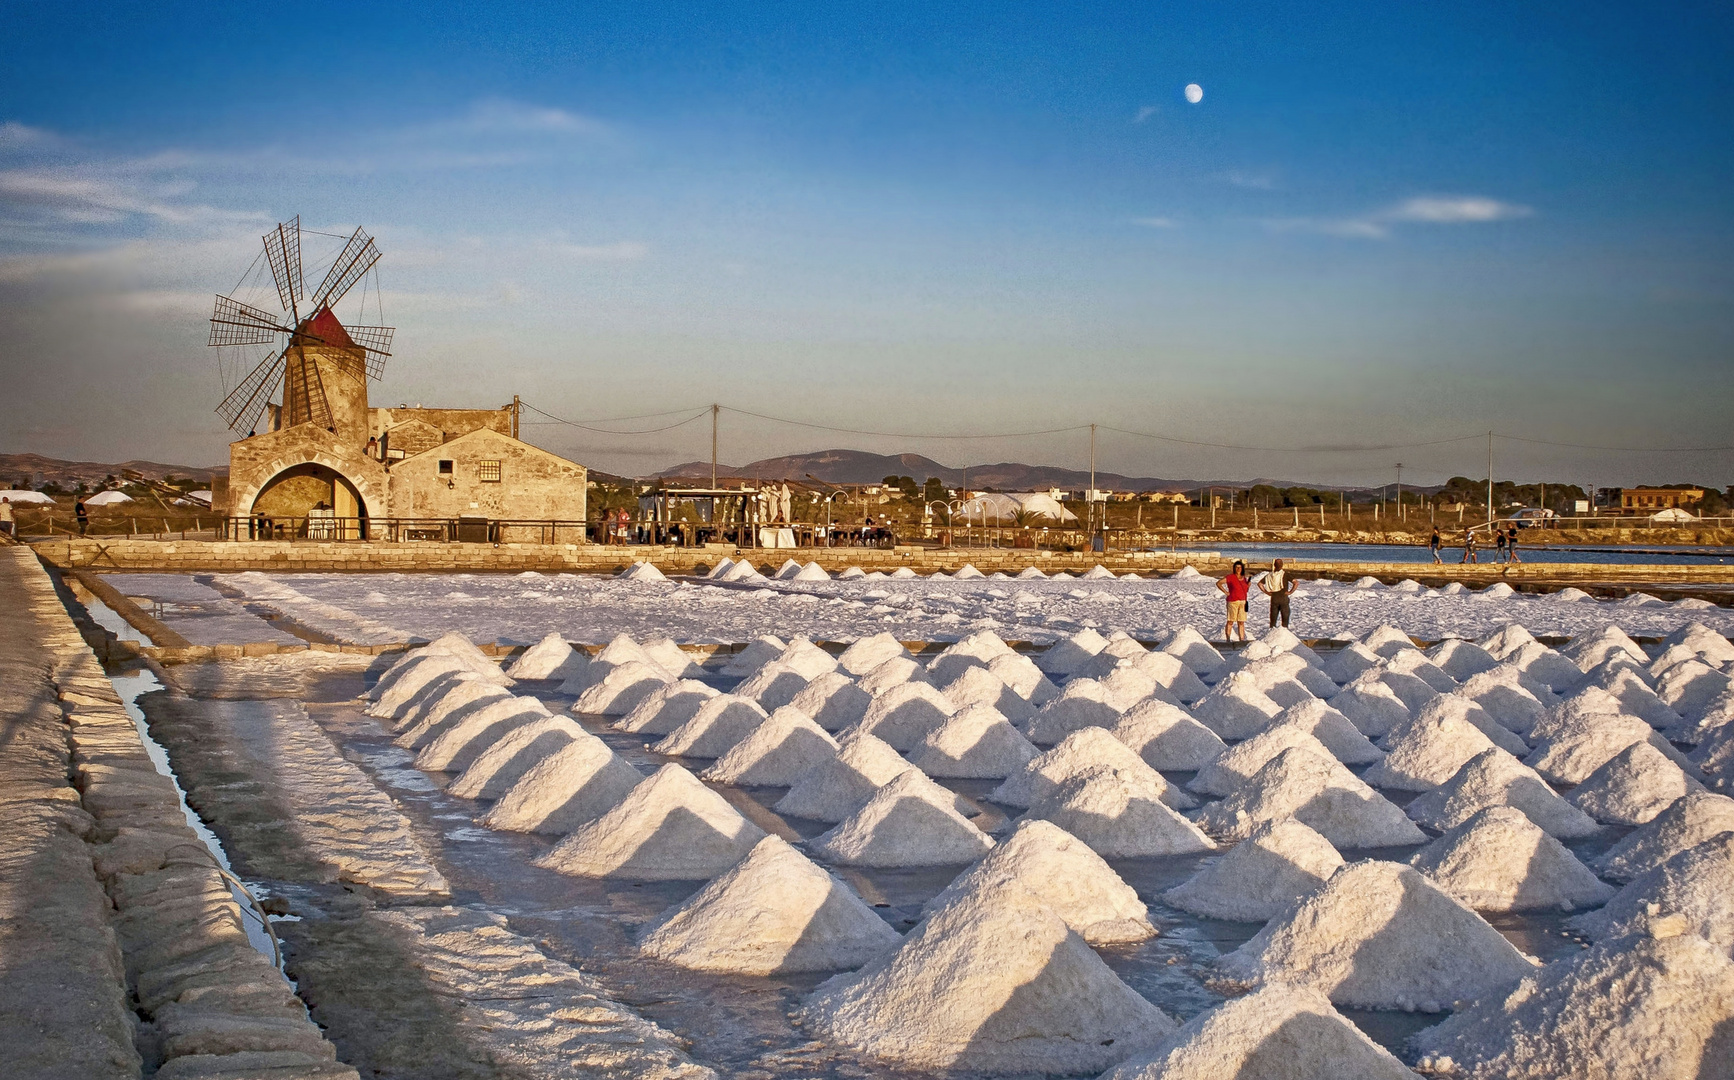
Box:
left=1258, top=558, right=1297, bottom=629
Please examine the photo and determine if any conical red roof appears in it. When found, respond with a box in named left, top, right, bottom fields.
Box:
left=295, top=306, right=357, bottom=349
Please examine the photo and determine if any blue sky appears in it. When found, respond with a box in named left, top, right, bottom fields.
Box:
left=1, top=2, right=1730, bottom=486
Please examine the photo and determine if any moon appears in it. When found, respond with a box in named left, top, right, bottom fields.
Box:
left=1184, top=83, right=1204, bottom=104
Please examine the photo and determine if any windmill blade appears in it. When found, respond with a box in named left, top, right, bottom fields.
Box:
left=344, top=324, right=395, bottom=379
left=209, top=294, right=290, bottom=347
left=262, top=216, right=304, bottom=311
left=216, top=349, right=285, bottom=432
left=309, top=226, right=381, bottom=311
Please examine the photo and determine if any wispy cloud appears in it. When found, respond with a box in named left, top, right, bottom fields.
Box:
left=1132, top=216, right=1177, bottom=229
left=0, top=121, right=62, bottom=149
left=1264, top=194, right=1532, bottom=240
left=0, top=169, right=266, bottom=227
left=1133, top=105, right=1159, bottom=124
left=1225, top=169, right=1275, bottom=190
left=456, top=98, right=608, bottom=136
left=544, top=240, right=648, bottom=261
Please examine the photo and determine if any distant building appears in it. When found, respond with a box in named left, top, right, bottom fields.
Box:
left=1622, top=487, right=1703, bottom=513
left=1142, top=491, right=1190, bottom=504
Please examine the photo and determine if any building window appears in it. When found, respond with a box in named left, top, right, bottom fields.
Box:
left=478, top=460, right=502, bottom=483
left=438, top=460, right=453, bottom=475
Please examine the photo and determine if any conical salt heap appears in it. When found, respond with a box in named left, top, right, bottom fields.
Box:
left=1075, top=636, right=1151, bottom=681
left=1232, top=650, right=1338, bottom=701
left=395, top=680, right=513, bottom=747
left=535, top=763, right=767, bottom=880
left=773, top=733, right=908, bottom=822
left=718, top=635, right=787, bottom=678
left=1593, top=663, right=1683, bottom=732
left=1327, top=673, right=1411, bottom=738
left=1409, top=693, right=1530, bottom=757
left=1454, top=666, right=1550, bottom=737
left=1271, top=699, right=1385, bottom=764
left=636, top=835, right=899, bottom=975
left=921, top=819, right=1153, bottom=944
left=1410, top=926, right=1734, bottom=1080
left=1359, top=624, right=1416, bottom=659
left=800, top=883, right=1175, bottom=1075
left=992, top=727, right=1196, bottom=811
left=1022, top=678, right=1125, bottom=745
left=1661, top=619, right=1734, bottom=662
left=1426, top=638, right=1501, bottom=681
left=1100, top=663, right=1165, bottom=709
left=1561, top=623, right=1649, bottom=672
left=1196, top=746, right=1425, bottom=849
left=1505, top=641, right=1588, bottom=694
left=836, top=632, right=913, bottom=676
left=1163, top=818, right=1344, bottom=922
left=735, top=658, right=819, bottom=711
left=1526, top=709, right=1689, bottom=785
left=367, top=657, right=482, bottom=720
left=367, top=648, right=448, bottom=702
left=1381, top=648, right=1460, bottom=693
left=1532, top=684, right=1624, bottom=742
left=985, top=651, right=1059, bottom=704
left=1101, top=981, right=1415, bottom=1080
left=640, top=638, right=704, bottom=679
left=702, top=706, right=839, bottom=786
left=853, top=682, right=955, bottom=751
left=1258, top=625, right=1323, bottom=665
left=1162, top=626, right=1225, bottom=678
left=1190, top=670, right=1285, bottom=741
left=1360, top=706, right=1504, bottom=791
left=1660, top=660, right=1734, bottom=721
left=1115, top=649, right=1209, bottom=704
left=857, top=655, right=933, bottom=696
left=1568, top=741, right=1704, bottom=825
left=1025, top=766, right=1215, bottom=858
left=1407, top=806, right=1614, bottom=912
left=449, top=716, right=590, bottom=799
left=1036, top=627, right=1110, bottom=676
left=1112, top=699, right=1227, bottom=771
left=505, top=631, right=588, bottom=681
left=809, top=769, right=993, bottom=868
left=1404, top=747, right=1600, bottom=839
left=1481, top=622, right=1538, bottom=661
left=1214, top=860, right=1536, bottom=1011
left=1015, top=566, right=1049, bottom=579
left=927, top=631, right=1015, bottom=685
left=482, top=732, right=644, bottom=834
left=939, top=665, right=1034, bottom=725
left=414, top=696, right=550, bottom=771
left=613, top=680, right=719, bottom=735
left=1323, top=642, right=1383, bottom=686
left=1369, top=666, right=1442, bottom=714
left=651, top=695, right=767, bottom=759
left=909, top=703, right=1039, bottom=779
left=558, top=633, right=661, bottom=694
left=1594, top=791, right=1734, bottom=882
left=787, top=671, right=872, bottom=732
left=1189, top=725, right=1348, bottom=797
left=1572, top=832, right=1734, bottom=954
left=420, top=631, right=514, bottom=681
left=572, top=659, right=674, bottom=717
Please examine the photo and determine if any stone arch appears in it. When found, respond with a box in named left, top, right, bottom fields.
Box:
left=245, top=457, right=377, bottom=539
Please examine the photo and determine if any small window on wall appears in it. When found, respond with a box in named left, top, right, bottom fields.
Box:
left=438, top=460, right=453, bottom=474
left=479, top=460, right=502, bottom=483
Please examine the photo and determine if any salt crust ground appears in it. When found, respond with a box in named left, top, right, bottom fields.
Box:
left=1569, top=831, right=1734, bottom=954
left=448, top=715, right=589, bottom=799
left=809, top=769, right=994, bottom=867
left=1404, top=747, right=1601, bottom=839
left=800, top=883, right=1175, bottom=1075
left=1410, top=927, right=1734, bottom=1080
left=1100, top=981, right=1415, bottom=1080
left=1024, top=766, right=1216, bottom=857
left=1593, top=791, right=1734, bottom=881
left=1215, top=860, right=1537, bottom=1011
left=701, top=705, right=838, bottom=786
left=920, top=820, right=1154, bottom=944
left=992, top=728, right=1195, bottom=811
left=482, top=732, right=645, bottom=834
left=1111, top=699, right=1227, bottom=771
left=1407, top=807, right=1615, bottom=912
left=1196, top=746, right=1425, bottom=848
left=534, top=763, right=767, bottom=880
left=636, top=835, right=899, bottom=975
left=1163, top=818, right=1344, bottom=923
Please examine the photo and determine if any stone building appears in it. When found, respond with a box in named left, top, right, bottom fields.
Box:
left=214, top=316, right=586, bottom=539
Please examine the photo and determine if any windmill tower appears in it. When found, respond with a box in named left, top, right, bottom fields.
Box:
left=210, top=217, right=394, bottom=445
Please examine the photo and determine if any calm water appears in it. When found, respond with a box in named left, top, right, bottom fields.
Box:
left=1161, top=541, right=1734, bottom=567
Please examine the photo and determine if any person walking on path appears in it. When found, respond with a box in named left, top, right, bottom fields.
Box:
left=0, top=497, right=12, bottom=539
left=1507, top=525, right=1521, bottom=564
left=1259, top=558, right=1297, bottom=629
left=1217, top=560, right=1253, bottom=643
left=75, top=497, right=89, bottom=536
left=1494, top=527, right=1508, bottom=563
left=1429, top=527, right=1443, bottom=564
left=1461, top=529, right=1478, bottom=564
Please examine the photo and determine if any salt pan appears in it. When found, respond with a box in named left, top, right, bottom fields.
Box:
left=1404, top=747, right=1600, bottom=839
left=702, top=706, right=838, bottom=786
left=1111, top=699, right=1228, bottom=771
left=535, top=763, right=766, bottom=880
left=1162, top=818, right=1343, bottom=923
left=1195, top=746, right=1425, bottom=848
left=1408, top=806, right=1613, bottom=912
left=1566, top=740, right=1703, bottom=825
left=809, top=769, right=994, bottom=867
left=1593, top=792, right=1734, bottom=881
left=651, top=695, right=767, bottom=759
left=482, top=733, right=644, bottom=834
left=909, top=703, right=1039, bottom=779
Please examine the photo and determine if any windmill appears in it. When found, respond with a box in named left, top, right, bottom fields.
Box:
left=210, top=216, right=395, bottom=437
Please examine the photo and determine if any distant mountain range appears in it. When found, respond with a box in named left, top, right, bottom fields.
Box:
left=654, top=447, right=1391, bottom=493
left=0, top=452, right=226, bottom=489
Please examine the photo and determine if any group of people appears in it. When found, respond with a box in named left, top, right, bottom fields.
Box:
left=1429, top=525, right=1524, bottom=565
left=1216, top=558, right=1297, bottom=642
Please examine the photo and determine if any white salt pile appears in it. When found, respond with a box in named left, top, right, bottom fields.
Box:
left=449, top=716, right=590, bottom=799
left=1025, top=766, right=1215, bottom=857
left=1426, top=638, right=1501, bottom=680
left=790, top=561, right=831, bottom=581
left=1481, top=581, right=1516, bottom=598
left=1405, top=748, right=1600, bottom=839
left=571, top=659, right=674, bottom=717
left=1407, top=807, right=1614, bottom=912
left=369, top=656, right=497, bottom=719
left=1171, top=564, right=1207, bottom=580
left=1101, top=981, right=1415, bottom=1080
left=414, top=696, right=550, bottom=771
left=535, top=763, right=767, bottom=880
left=1189, top=726, right=1345, bottom=797
left=1082, top=564, right=1117, bottom=580
left=1015, top=566, right=1049, bottom=579
left=1526, top=709, right=1687, bottom=785
left=481, top=733, right=644, bottom=834
left=857, top=655, right=933, bottom=695
left=1111, top=699, right=1228, bottom=771
left=888, top=566, right=917, bottom=578
left=1117, top=649, right=1209, bottom=704
left=787, top=671, right=873, bottom=732
left=1370, top=666, right=1442, bottom=714
left=718, top=635, right=787, bottom=678
left=1036, top=627, right=1110, bottom=676
left=618, top=560, right=667, bottom=581
left=1482, top=622, right=1538, bottom=661
left=927, top=630, right=1015, bottom=684
left=800, top=883, right=1174, bottom=1075
left=1567, top=741, right=1704, bottom=825
left=736, top=658, right=820, bottom=710
left=1189, top=670, right=1285, bottom=741
left=613, top=680, right=720, bottom=735
left=395, top=680, right=513, bottom=747
left=1593, top=664, right=1682, bottom=732
left=1163, top=818, right=1344, bottom=923
left=701, top=706, right=838, bottom=786
left=1195, top=747, right=1425, bottom=849
left=836, top=632, right=911, bottom=676
left=651, top=695, right=768, bottom=759
left=1162, top=626, right=1226, bottom=677
left=1075, top=636, right=1150, bottom=680
left=1022, top=679, right=1126, bottom=745
left=1360, top=624, right=1417, bottom=659
left=1272, top=699, right=1385, bottom=764
left=1382, top=650, right=1457, bottom=693
left=1531, top=684, right=1624, bottom=742
left=722, top=559, right=768, bottom=581
left=505, top=631, right=588, bottom=681
left=705, top=556, right=735, bottom=578
left=641, top=638, right=705, bottom=679
left=1327, top=674, right=1411, bottom=738
left=1593, top=792, right=1734, bottom=882
left=1100, top=663, right=1165, bottom=709
left=1504, top=641, right=1588, bottom=693
left=1569, top=832, right=1734, bottom=953
left=1660, top=660, right=1734, bottom=721
left=940, top=665, right=1035, bottom=725
left=1412, top=694, right=1530, bottom=756
left=986, top=651, right=1060, bottom=704
left=992, top=728, right=1195, bottom=811
left=909, top=703, right=1040, bottom=779
left=1323, top=642, right=1382, bottom=686
left=853, top=682, right=956, bottom=751
left=636, top=835, right=898, bottom=975
left=775, top=732, right=917, bottom=822
left=1361, top=707, right=1505, bottom=792
left=422, top=630, right=513, bottom=676
left=773, top=558, right=803, bottom=579
left=1562, top=624, right=1649, bottom=671
left=838, top=565, right=867, bottom=579
left=1454, top=666, right=1549, bottom=737
left=809, top=770, right=994, bottom=867
left=1411, top=927, right=1734, bottom=1080
left=921, top=819, right=1153, bottom=944
left=1662, top=620, right=1734, bottom=665
left=1214, top=860, right=1536, bottom=1011
left=1259, top=626, right=1323, bottom=666
left=559, top=634, right=668, bottom=695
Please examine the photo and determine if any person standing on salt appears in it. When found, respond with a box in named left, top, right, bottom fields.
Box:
left=1218, top=560, right=1252, bottom=643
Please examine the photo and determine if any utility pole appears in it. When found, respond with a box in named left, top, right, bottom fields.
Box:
left=1395, top=463, right=1403, bottom=520
left=710, top=404, right=719, bottom=490
left=1486, top=431, right=1494, bottom=528
left=511, top=394, right=521, bottom=439
left=1088, top=423, right=1097, bottom=537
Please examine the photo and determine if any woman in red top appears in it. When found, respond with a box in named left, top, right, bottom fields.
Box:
left=1217, top=560, right=1252, bottom=642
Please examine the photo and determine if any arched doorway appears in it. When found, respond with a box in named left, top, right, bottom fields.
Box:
left=250, top=463, right=369, bottom=539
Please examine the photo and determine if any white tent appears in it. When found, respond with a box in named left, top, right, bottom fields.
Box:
left=182, top=490, right=214, bottom=505
left=1649, top=507, right=1696, bottom=524
left=957, top=492, right=1077, bottom=524
left=0, top=490, right=54, bottom=504
left=85, top=491, right=133, bottom=506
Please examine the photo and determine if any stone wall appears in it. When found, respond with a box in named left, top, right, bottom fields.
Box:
left=385, top=427, right=586, bottom=522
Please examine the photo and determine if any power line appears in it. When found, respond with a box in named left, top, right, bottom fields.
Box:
left=1099, top=426, right=1487, bottom=453
left=720, top=406, right=1093, bottom=440
left=1495, top=433, right=1734, bottom=453
left=519, top=402, right=712, bottom=435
